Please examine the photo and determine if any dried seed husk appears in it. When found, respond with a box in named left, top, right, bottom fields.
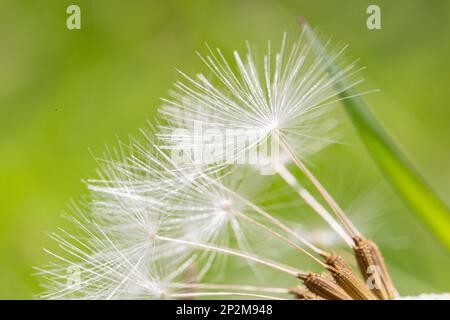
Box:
left=288, top=286, right=325, bottom=300
left=298, top=272, right=352, bottom=300
left=323, top=252, right=378, bottom=300
left=352, top=236, right=397, bottom=299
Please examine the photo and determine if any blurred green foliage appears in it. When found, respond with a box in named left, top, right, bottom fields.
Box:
left=0, top=0, right=449, bottom=299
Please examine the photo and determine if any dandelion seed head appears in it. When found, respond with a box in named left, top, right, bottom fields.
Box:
left=160, top=31, right=359, bottom=165
left=218, top=198, right=233, bottom=214
left=38, top=28, right=417, bottom=301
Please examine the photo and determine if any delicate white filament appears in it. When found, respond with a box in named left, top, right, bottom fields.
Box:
left=277, top=163, right=354, bottom=247
left=201, top=172, right=325, bottom=255
left=278, top=133, right=360, bottom=238
left=235, top=211, right=328, bottom=268
left=169, top=282, right=288, bottom=294
left=156, top=235, right=303, bottom=277
left=169, top=292, right=286, bottom=300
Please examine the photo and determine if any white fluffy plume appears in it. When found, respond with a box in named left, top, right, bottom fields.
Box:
left=38, top=29, right=448, bottom=300
left=159, top=32, right=362, bottom=165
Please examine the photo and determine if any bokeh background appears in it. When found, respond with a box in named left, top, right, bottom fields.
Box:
left=1, top=0, right=449, bottom=299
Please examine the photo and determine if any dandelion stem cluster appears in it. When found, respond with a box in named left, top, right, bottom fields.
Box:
left=38, top=27, right=445, bottom=300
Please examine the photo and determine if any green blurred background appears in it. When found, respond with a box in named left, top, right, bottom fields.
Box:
left=1, top=0, right=449, bottom=299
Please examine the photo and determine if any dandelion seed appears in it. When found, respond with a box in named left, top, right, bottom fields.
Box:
left=159, top=31, right=361, bottom=244
left=159, top=29, right=401, bottom=299
left=38, top=28, right=449, bottom=301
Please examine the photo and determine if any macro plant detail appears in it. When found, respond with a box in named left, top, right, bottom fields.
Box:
left=36, top=25, right=449, bottom=300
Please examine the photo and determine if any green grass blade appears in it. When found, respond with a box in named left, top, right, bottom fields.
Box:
left=301, top=20, right=450, bottom=249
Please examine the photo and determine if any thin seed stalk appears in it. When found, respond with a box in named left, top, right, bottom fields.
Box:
left=277, top=132, right=359, bottom=237
left=156, top=235, right=303, bottom=277
left=276, top=131, right=397, bottom=299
